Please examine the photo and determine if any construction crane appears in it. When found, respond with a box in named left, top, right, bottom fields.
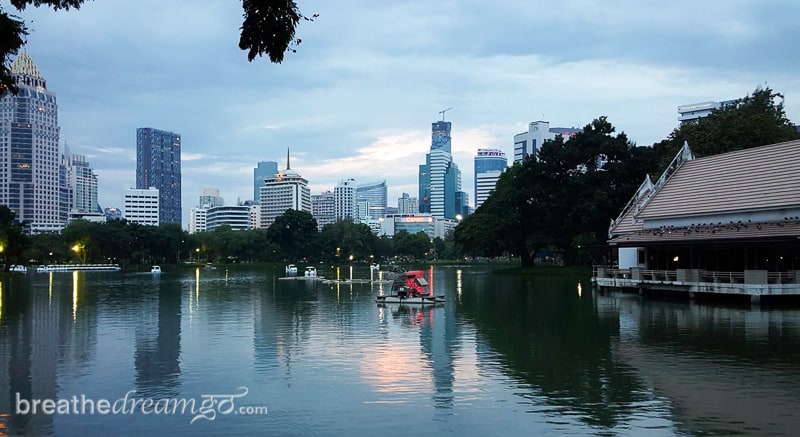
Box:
left=439, top=107, right=453, bottom=121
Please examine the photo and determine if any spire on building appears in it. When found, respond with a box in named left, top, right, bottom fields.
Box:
left=10, top=50, right=43, bottom=79
left=286, top=148, right=291, bottom=170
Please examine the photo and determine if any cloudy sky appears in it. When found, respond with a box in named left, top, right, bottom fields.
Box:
left=14, top=0, right=800, bottom=226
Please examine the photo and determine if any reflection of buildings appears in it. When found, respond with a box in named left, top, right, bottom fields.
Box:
left=418, top=270, right=459, bottom=409
left=596, top=292, right=800, bottom=435
left=134, top=280, right=182, bottom=397
left=252, top=284, right=313, bottom=378
left=0, top=273, right=96, bottom=435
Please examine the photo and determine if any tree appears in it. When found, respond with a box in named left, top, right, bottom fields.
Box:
left=1, top=0, right=317, bottom=97
left=266, top=209, right=319, bottom=261
left=0, top=205, right=29, bottom=269
left=653, top=87, right=797, bottom=168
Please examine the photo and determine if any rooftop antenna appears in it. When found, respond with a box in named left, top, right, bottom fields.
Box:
left=439, top=107, right=453, bottom=121
left=286, top=148, right=290, bottom=169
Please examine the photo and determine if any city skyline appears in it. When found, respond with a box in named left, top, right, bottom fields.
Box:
left=9, top=1, right=800, bottom=226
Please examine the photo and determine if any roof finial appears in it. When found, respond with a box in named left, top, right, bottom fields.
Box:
left=286, top=148, right=290, bottom=169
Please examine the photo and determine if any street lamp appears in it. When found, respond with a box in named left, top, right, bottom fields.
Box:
left=72, top=244, right=86, bottom=264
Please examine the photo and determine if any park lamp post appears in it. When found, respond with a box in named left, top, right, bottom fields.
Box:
left=72, top=244, right=87, bottom=264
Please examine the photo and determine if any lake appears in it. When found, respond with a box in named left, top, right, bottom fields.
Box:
left=0, top=264, right=798, bottom=436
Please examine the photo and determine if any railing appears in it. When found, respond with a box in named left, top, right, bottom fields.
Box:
left=593, top=266, right=796, bottom=285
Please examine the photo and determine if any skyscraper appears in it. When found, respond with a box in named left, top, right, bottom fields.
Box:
left=311, top=190, right=335, bottom=230
left=254, top=161, right=278, bottom=202
left=356, top=180, right=387, bottom=219
left=334, top=178, right=357, bottom=221
left=474, top=148, right=507, bottom=209
left=513, top=121, right=581, bottom=164
left=397, top=193, right=418, bottom=214
left=259, top=150, right=311, bottom=228
left=68, top=153, right=99, bottom=213
left=0, top=51, right=65, bottom=233
left=419, top=120, right=463, bottom=219
left=136, top=127, right=182, bottom=225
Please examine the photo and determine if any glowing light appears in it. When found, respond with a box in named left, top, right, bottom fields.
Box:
left=72, top=271, right=79, bottom=321
left=673, top=256, right=679, bottom=262
left=577, top=281, right=582, bottom=297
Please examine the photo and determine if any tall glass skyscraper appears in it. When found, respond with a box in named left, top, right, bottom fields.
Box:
left=136, top=127, right=182, bottom=225
left=356, top=180, right=387, bottom=219
left=254, top=161, right=278, bottom=202
left=419, top=120, right=463, bottom=219
left=0, top=51, right=65, bottom=233
left=474, top=148, right=507, bottom=209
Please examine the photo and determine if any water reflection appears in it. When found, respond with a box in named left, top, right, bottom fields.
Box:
left=134, top=277, right=181, bottom=398
left=598, top=292, right=800, bottom=435
left=0, top=273, right=97, bottom=435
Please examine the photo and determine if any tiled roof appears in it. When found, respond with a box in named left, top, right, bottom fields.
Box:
left=609, top=219, right=800, bottom=245
left=639, top=140, right=800, bottom=219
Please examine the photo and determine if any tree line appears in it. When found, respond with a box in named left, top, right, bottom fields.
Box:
left=0, top=208, right=451, bottom=269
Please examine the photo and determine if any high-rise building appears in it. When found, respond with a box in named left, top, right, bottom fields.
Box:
left=68, top=154, right=99, bottom=213
left=311, top=190, right=335, bottom=230
left=189, top=207, right=207, bottom=234
left=397, top=193, right=418, bottom=214
left=259, top=151, right=311, bottom=228
left=513, top=121, right=581, bottom=164
left=419, top=120, right=463, bottom=219
left=677, top=100, right=736, bottom=125
left=136, top=127, right=182, bottom=225
left=334, top=178, right=358, bottom=222
left=474, top=148, right=507, bottom=209
left=356, top=180, right=387, bottom=219
left=124, top=188, right=160, bottom=226
left=254, top=161, right=278, bottom=202
left=199, top=187, right=224, bottom=208
left=0, top=51, right=65, bottom=233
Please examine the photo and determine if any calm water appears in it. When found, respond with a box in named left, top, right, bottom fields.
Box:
left=0, top=265, right=799, bottom=436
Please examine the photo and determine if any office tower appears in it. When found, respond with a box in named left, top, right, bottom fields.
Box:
left=0, top=50, right=65, bottom=233
left=419, top=120, right=462, bottom=219
left=254, top=161, right=278, bottom=202
left=334, top=178, right=358, bottom=221
left=513, top=121, right=581, bottom=164
left=124, top=188, right=160, bottom=226
left=68, top=154, right=99, bottom=213
left=474, top=148, right=507, bottom=209
left=259, top=150, right=311, bottom=228
left=199, top=187, right=224, bottom=208
left=136, top=127, right=182, bottom=225
left=677, top=100, right=736, bottom=125
left=206, top=205, right=251, bottom=231
left=356, top=180, right=388, bottom=219
left=312, top=190, right=335, bottom=230
left=189, top=207, right=207, bottom=234
left=397, top=193, right=418, bottom=214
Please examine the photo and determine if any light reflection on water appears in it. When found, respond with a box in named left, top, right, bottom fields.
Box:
left=0, top=266, right=797, bottom=435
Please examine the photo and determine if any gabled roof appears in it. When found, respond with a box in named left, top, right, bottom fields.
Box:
left=10, top=50, right=43, bottom=79
left=640, top=140, right=800, bottom=219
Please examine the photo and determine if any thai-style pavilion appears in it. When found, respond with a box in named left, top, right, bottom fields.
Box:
left=592, top=139, right=800, bottom=302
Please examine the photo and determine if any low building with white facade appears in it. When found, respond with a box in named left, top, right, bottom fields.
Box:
left=124, top=187, right=159, bottom=226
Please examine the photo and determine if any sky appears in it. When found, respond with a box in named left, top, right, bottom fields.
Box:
left=12, top=0, right=800, bottom=227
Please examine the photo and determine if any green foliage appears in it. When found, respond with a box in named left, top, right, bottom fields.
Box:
left=266, top=209, right=319, bottom=261
left=653, top=87, right=797, bottom=168
left=239, top=0, right=317, bottom=63
left=456, top=117, right=657, bottom=267
left=319, top=219, right=381, bottom=262
left=0, top=206, right=29, bottom=269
